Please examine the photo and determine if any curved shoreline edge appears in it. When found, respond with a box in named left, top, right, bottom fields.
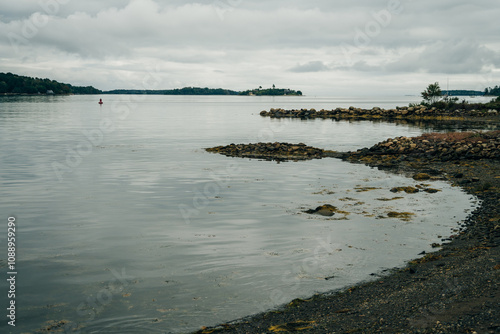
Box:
left=198, top=130, right=499, bottom=332
left=259, top=105, right=499, bottom=121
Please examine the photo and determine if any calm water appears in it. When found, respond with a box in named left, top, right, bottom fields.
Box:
left=0, top=95, right=479, bottom=333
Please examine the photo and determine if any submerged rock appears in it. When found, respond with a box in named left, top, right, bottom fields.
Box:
left=390, top=186, right=420, bottom=194
left=387, top=211, right=415, bottom=221
left=305, top=204, right=337, bottom=216
left=412, top=173, right=431, bottom=181
left=424, top=188, right=441, bottom=194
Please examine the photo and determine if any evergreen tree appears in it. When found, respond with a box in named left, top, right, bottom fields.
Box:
left=421, top=82, right=442, bottom=104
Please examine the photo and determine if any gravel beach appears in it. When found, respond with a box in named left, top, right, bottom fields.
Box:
left=200, top=129, right=500, bottom=333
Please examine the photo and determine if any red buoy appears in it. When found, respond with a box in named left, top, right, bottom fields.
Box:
left=98, top=99, right=103, bottom=105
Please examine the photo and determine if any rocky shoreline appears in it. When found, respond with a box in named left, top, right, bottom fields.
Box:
left=205, top=142, right=338, bottom=161
left=205, top=131, right=499, bottom=164
left=260, top=106, right=499, bottom=121
left=199, top=131, right=499, bottom=333
left=347, top=131, right=500, bottom=163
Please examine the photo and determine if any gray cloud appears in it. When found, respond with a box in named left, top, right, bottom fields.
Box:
left=0, top=0, right=499, bottom=95
left=387, top=39, right=500, bottom=74
left=290, top=61, right=330, bottom=73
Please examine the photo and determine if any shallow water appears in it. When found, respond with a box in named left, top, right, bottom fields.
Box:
left=0, top=95, right=479, bottom=333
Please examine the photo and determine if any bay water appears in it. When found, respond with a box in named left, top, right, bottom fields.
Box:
left=0, top=95, right=479, bottom=333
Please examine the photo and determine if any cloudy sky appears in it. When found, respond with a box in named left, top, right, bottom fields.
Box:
left=1, top=0, right=499, bottom=96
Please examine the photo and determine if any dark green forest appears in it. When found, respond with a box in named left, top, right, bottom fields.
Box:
left=239, top=86, right=302, bottom=96
left=442, top=90, right=485, bottom=96
left=442, top=87, right=500, bottom=96
left=485, top=85, right=500, bottom=96
left=0, top=72, right=102, bottom=95
left=105, top=86, right=302, bottom=96
left=3, top=71, right=500, bottom=98
left=104, top=87, right=240, bottom=95
left=0, top=72, right=303, bottom=96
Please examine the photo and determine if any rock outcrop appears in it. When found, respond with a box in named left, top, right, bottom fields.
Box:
left=206, top=142, right=338, bottom=161
left=347, top=131, right=500, bottom=163
left=259, top=106, right=499, bottom=120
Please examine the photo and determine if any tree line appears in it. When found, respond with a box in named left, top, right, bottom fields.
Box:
left=418, top=82, right=500, bottom=111
left=105, top=86, right=302, bottom=96
left=239, top=85, right=302, bottom=96
left=104, top=87, right=240, bottom=95
left=422, top=82, right=500, bottom=103
left=441, top=90, right=485, bottom=96
left=0, top=73, right=303, bottom=96
left=0, top=72, right=102, bottom=95
left=484, top=86, right=500, bottom=96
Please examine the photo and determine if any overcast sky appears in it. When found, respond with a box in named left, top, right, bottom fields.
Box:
left=1, top=0, right=499, bottom=96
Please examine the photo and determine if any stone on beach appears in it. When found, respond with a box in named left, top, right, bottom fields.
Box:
left=305, top=204, right=337, bottom=216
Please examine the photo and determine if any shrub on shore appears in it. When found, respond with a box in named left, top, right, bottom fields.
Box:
left=415, top=130, right=500, bottom=143
left=412, top=84, right=500, bottom=112
left=411, top=97, right=500, bottom=113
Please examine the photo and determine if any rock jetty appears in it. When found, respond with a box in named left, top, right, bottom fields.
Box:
left=205, top=132, right=499, bottom=164
left=206, top=142, right=338, bottom=161
left=260, top=106, right=499, bottom=120
left=347, top=130, right=500, bottom=164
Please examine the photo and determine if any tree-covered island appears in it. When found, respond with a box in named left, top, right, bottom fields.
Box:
left=0, top=72, right=303, bottom=96
left=239, top=85, right=302, bottom=96
left=0, top=72, right=102, bottom=95
left=7, top=71, right=499, bottom=99
left=106, top=85, right=303, bottom=96
left=104, top=87, right=240, bottom=95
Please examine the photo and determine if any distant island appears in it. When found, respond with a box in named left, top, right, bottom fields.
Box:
left=484, top=86, right=500, bottom=96
left=442, top=86, right=500, bottom=96
left=442, top=90, right=485, bottom=96
left=104, top=87, right=240, bottom=95
left=6, top=71, right=498, bottom=98
left=0, top=72, right=303, bottom=97
left=238, top=85, right=302, bottom=96
left=105, top=85, right=302, bottom=96
left=0, top=72, right=102, bottom=95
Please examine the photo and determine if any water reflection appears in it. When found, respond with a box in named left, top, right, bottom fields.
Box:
left=0, top=95, right=482, bottom=333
